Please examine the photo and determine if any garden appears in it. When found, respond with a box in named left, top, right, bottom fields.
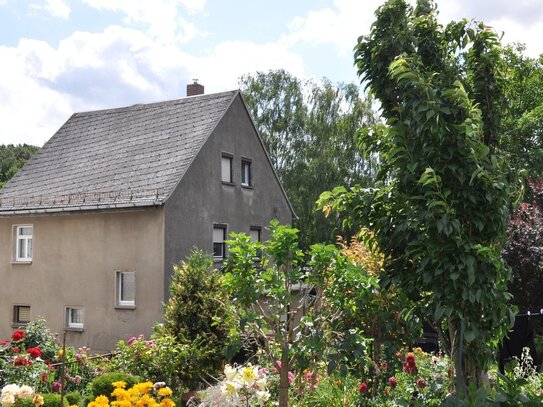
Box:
left=4, top=0, right=543, bottom=405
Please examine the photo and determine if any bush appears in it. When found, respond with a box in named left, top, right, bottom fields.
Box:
left=65, top=390, right=82, bottom=406
left=22, top=317, right=59, bottom=362
left=89, top=372, right=141, bottom=399
left=162, top=250, right=237, bottom=387
left=41, top=393, right=68, bottom=407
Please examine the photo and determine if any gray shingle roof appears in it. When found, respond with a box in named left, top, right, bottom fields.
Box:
left=0, top=90, right=238, bottom=214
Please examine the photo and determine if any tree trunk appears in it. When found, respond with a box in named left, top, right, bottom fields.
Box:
left=278, top=349, right=289, bottom=407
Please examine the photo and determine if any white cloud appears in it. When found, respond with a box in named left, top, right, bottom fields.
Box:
left=82, top=0, right=205, bottom=44
left=31, top=0, right=71, bottom=19
left=0, top=21, right=306, bottom=146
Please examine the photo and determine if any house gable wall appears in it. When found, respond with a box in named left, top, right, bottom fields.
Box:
left=0, top=208, right=165, bottom=352
left=163, top=94, right=293, bottom=296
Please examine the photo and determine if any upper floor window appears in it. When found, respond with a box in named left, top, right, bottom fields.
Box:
left=14, top=225, right=33, bottom=262
left=221, top=153, right=233, bottom=184
left=116, top=271, right=136, bottom=308
left=241, top=160, right=252, bottom=187
left=213, top=225, right=226, bottom=260
left=66, top=307, right=84, bottom=330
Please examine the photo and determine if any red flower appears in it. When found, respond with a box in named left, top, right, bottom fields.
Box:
left=380, top=361, right=388, bottom=370
left=384, top=388, right=391, bottom=396
left=27, top=347, right=42, bottom=359
left=0, top=340, right=9, bottom=346
left=41, top=372, right=48, bottom=382
left=10, top=346, right=20, bottom=354
left=388, top=376, right=397, bottom=388
left=358, top=382, right=368, bottom=393
left=405, top=352, right=416, bottom=367
left=11, top=330, right=25, bottom=342
left=13, top=356, right=32, bottom=366
left=416, top=378, right=426, bottom=389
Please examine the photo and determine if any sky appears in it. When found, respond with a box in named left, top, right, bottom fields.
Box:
left=1, top=0, right=543, bottom=147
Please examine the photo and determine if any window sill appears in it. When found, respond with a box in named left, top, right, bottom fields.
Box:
left=221, top=181, right=235, bottom=187
left=115, top=305, right=136, bottom=310
left=65, top=327, right=84, bottom=333
left=11, top=261, right=32, bottom=265
left=213, top=258, right=225, bottom=263
left=241, top=185, right=253, bottom=190
left=12, top=323, right=28, bottom=328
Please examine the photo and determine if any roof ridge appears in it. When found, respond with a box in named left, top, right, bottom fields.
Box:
left=73, top=89, right=238, bottom=117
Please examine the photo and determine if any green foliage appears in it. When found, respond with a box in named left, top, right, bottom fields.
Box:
left=22, top=317, right=59, bottom=362
left=317, top=0, right=514, bottom=389
left=0, top=144, right=39, bottom=187
left=41, top=393, right=69, bottom=407
left=89, top=372, right=140, bottom=399
left=239, top=70, right=378, bottom=248
left=162, top=249, right=237, bottom=385
left=110, top=334, right=191, bottom=393
left=65, top=390, right=82, bottom=406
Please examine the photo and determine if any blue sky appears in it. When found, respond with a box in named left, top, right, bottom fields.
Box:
left=1, top=0, right=543, bottom=146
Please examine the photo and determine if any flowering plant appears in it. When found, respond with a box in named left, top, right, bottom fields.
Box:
left=87, top=380, right=175, bottom=407
left=0, top=384, right=44, bottom=407
left=194, top=363, right=271, bottom=406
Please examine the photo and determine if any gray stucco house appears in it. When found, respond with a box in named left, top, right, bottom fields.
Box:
left=0, top=87, right=293, bottom=352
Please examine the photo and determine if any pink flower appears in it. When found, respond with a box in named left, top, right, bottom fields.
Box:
left=359, top=382, right=368, bottom=393
left=288, top=371, right=294, bottom=384
left=388, top=376, right=397, bottom=388
left=127, top=336, right=137, bottom=345
left=52, top=381, right=62, bottom=392
left=0, top=340, right=9, bottom=346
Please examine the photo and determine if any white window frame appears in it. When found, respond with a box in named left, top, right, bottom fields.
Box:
left=213, top=225, right=227, bottom=260
left=221, top=153, right=233, bottom=183
left=241, top=159, right=252, bottom=187
left=116, top=271, right=136, bottom=307
left=13, top=225, right=33, bottom=262
left=65, top=307, right=84, bottom=330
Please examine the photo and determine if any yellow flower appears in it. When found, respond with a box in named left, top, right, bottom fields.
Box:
left=157, top=388, right=173, bottom=397
left=159, top=398, right=175, bottom=407
left=112, top=381, right=127, bottom=389
left=93, top=395, right=110, bottom=406
left=112, top=388, right=130, bottom=401
left=33, top=394, right=44, bottom=406
left=240, top=364, right=258, bottom=386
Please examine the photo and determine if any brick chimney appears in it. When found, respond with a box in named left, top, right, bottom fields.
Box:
left=187, top=79, right=204, bottom=96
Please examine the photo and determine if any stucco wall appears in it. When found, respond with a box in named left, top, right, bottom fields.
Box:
left=164, top=94, right=293, bottom=297
left=0, top=208, right=164, bottom=352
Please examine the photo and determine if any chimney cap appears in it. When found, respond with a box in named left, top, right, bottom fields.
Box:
left=192, top=78, right=199, bottom=84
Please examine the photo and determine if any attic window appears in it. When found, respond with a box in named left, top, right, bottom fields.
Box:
left=221, top=153, right=233, bottom=184
left=241, top=159, right=252, bottom=187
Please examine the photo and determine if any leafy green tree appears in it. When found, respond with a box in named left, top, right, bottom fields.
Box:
left=500, top=45, right=543, bottom=176
left=239, top=70, right=378, bottom=248
left=319, top=0, right=514, bottom=393
left=0, top=144, right=39, bottom=188
left=162, top=250, right=237, bottom=388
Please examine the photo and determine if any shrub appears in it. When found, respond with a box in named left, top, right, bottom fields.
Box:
left=162, top=250, right=237, bottom=387
left=89, top=372, right=140, bottom=399
left=65, top=390, right=82, bottom=406
left=41, top=393, right=68, bottom=407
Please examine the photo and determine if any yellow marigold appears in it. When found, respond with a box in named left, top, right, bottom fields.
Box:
left=112, top=381, right=127, bottom=389
left=159, top=398, right=175, bottom=407
left=111, top=401, right=132, bottom=407
left=157, top=388, right=173, bottom=397
left=132, top=382, right=154, bottom=395
left=134, top=394, right=157, bottom=407
left=112, top=388, right=130, bottom=401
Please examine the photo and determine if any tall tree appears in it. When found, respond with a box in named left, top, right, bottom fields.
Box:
left=319, top=0, right=514, bottom=393
left=240, top=70, right=378, bottom=248
left=0, top=144, right=40, bottom=188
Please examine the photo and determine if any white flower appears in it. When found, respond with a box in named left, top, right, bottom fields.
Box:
left=224, top=364, right=238, bottom=382
left=240, top=364, right=259, bottom=386
left=255, top=390, right=270, bottom=405
left=1, top=384, right=20, bottom=397
left=17, top=385, right=34, bottom=399
left=255, top=376, right=268, bottom=391
left=221, top=380, right=240, bottom=399
left=1, top=392, right=16, bottom=407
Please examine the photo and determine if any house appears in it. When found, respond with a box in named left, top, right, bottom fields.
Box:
left=0, top=85, right=294, bottom=352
